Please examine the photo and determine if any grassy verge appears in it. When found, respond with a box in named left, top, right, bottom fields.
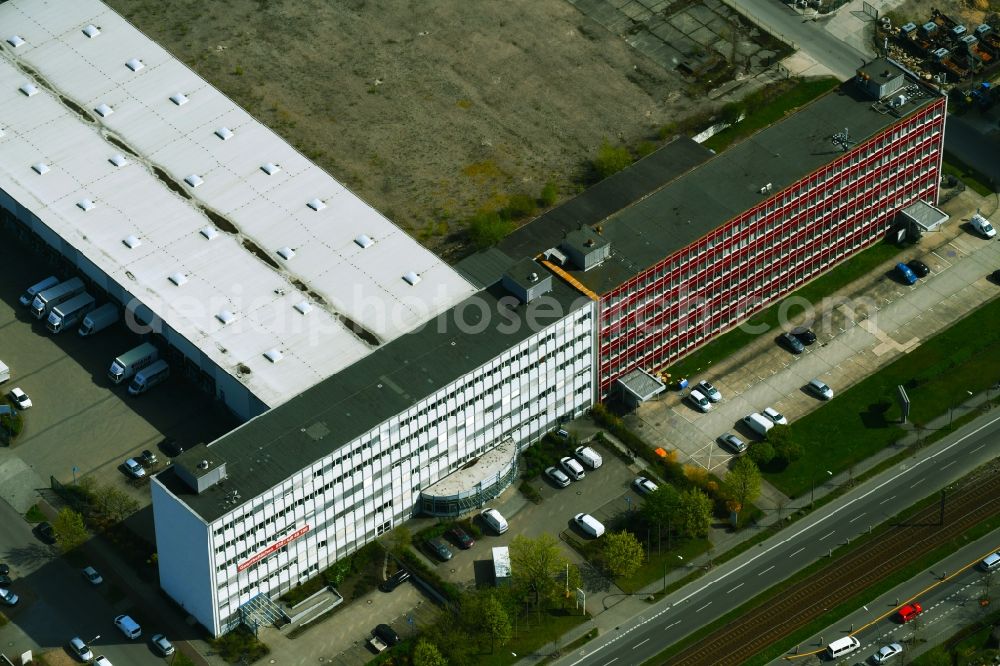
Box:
left=25, top=503, right=46, bottom=523
left=667, top=239, right=904, bottom=379
left=910, top=607, right=1000, bottom=665
left=702, top=77, right=840, bottom=153
left=475, top=607, right=590, bottom=666
left=942, top=155, right=996, bottom=196
left=618, top=536, right=711, bottom=594
left=539, top=627, right=599, bottom=664
left=643, top=475, right=1000, bottom=665
left=763, top=297, right=1000, bottom=498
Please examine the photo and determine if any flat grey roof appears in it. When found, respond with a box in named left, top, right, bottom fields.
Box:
left=156, top=277, right=591, bottom=523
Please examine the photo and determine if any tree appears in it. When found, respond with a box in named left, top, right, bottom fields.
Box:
left=509, top=533, right=570, bottom=610
left=52, top=507, right=88, bottom=552
left=767, top=425, right=802, bottom=464
left=603, top=531, right=645, bottom=579
left=387, top=525, right=412, bottom=553
left=412, top=639, right=448, bottom=666
left=748, top=441, right=775, bottom=466
left=724, top=457, right=762, bottom=515
left=674, top=488, right=713, bottom=538
left=641, top=485, right=679, bottom=551
left=592, top=140, right=632, bottom=179
left=477, top=593, right=512, bottom=652
left=93, top=485, right=140, bottom=522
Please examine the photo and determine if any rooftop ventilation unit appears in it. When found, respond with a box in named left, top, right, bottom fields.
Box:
left=355, top=234, right=374, bottom=248
left=6, top=35, right=25, bottom=48
left=215, top=310, right=234, bottom=325
left=276, top=247, right=295, bottom=260
left=184, top=174, right=203, bottom=188
left=122, top=235, right=141, bottom=249
left=294, top=300, right=312, bottom=315
left=402, top=271, right=421, bottom=286
left=307, top=198, right=326, bottom=211
left=168, top=272, right=188, bottom=286
left=77, top=199, right=95, bottom=212
left=32, top=162, right=50, bottom=175
left=125, top=58, right=144, bottom=72
left=170, top=93, right=189, bottom=106
left=109, top=154, right=127, bottom=167
left=20, top=83, right=38, bottom=97
left=260, top=162, right=281, bottom=176
left=200, top=226, right=219, bottom=240
left=94, top=103, right=113, bottom=118
left=82, top=24, right=101, bottom=38
left=215, top=127, right=234, bottom=141
left=263, top=349, right=283, bottom=363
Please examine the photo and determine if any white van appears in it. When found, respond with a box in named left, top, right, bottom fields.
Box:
left=574, top=513, right=605, bottom=538
left=742, top=412, right=774, bottom=438
left=560, top=456, right=585, bottom=481
left=687, top=389, right=711, bottom=412
left=0, top=360, right=9, bottom=384
left=826, top=636, right=860, bottom=659
left=480, top=508, right=509, bottom=534
left=575, top=445, right=603, bottom=469
left=980, top=551, right=1000, bottom=572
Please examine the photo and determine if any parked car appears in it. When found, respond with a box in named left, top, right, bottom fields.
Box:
left=555, top=428, right=570, bottom=439
left=686, top=389, right=711, bottom=412
left=806, top=379, right=834, bottom=400
left=895, top=262, right=917, bottom=285
left=124, top=458, right=146, bottom=479
left=0, top=588, right=19, bottom=606
left=871, top=642, right=903, bottom=663
left=791, top=325, right=816, bottom=345
left=762, top=407, right=788, bottom=425
left=718, top=433, right=747, bottom=454
left=426, top=537, right=453, bottom=561
left=150, top=634, right=175, bottom=657
left=140, top=449, right=158, bottom=466
left=94, top=656, right=113, bottom=666
left=545, top=466, right=571, bottom=488
left=970, top=213, right=996, bottom=239
left=559, top=456, right=585, bottom=481
left=979, top=551, right=1000, bottom=572
left=9, top=387, right=32, bottom=409
left=82, top=566, right=103, bottom=585
left=0, top=575, right=10, bottom=587
left=574, top=445, right=603, bottom=469
left=778, top=331, right=804, bottom=354
left=114, top=614, right=141, bottom=639
left=160, top=438, right=185, bottom=457
left=374, top=623, right=401, bottom=647
left=574, top=513, right=605, bottom=538
left=896, top=602, right=923, bottom=623
left=907, top=259, right=930, bottom=277
left=0, top=563, right=8, bottom=576
left=379, top=569, right=411, bottom=592
left=480, top=508, right=509, bottom=534
left=447, top=526, right=475, bottom=549
left=696, top=380, right=722, bottom=402
left=633, top=476, right=658, bottom=495
left=36, top=521, right=56, bottom=544
left=69, top=636, right=94, bottom=661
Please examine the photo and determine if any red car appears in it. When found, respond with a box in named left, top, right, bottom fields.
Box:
left=897, top=602, right=923, bottom=623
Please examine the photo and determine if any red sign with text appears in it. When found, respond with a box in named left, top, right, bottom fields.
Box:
left=237, top=525, right=310, bottom=572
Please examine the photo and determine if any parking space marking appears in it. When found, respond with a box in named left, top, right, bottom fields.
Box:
left=758, top=565, right=775, bottom=576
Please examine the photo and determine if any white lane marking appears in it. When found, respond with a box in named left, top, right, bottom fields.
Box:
left=666, top=620, right=680, bottom=630
left=632, top=638, right=650, bottom=649
left=910, top=478, right=924, bottom=488
left=790, top=547, right=805, bottom=557
left=569, top=415, right=1000, bottom=666
left=879, top=495, right=896, bottom=505
left=603, top=659, right=618, bottom=666
left=849, top=513, right=866, bottom=523
left=972, top=444, right=985, bottom=453
left=728, top=582, right=744, bottom=593
left=941, top=460, right=957, bottom=470
left=695, top=602, right=712, bottom=612
left=758, top=565, right=775, bottom=576
left=820, top=531, right=835, bottom=541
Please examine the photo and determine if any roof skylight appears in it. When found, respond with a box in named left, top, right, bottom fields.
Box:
left=125, top=58, right=144, bottom=72
left=261, top=163, right=281, bottom=176
left=276, top=247, right=295, bottom=260
left=6, top=35, right=25, bottom=48
left=307, top=198, right=326, bottom=211
left=20, top=83, right=38, bottom=97
left=77, top=199, right=95, bottom=211
left=184, top=174, right=203, bottom=188
left=109, top=154, right=127, bottom=167
left=168, top=272, right=188, bottom=286
left=402, top=271, right=421, bottom=286
left=32, top=162, right=50, bottom=175
left=122, top=235, right=141, bottom=249
left=200, top=226, right=219, bottom=240
left=94, top=103, right=113, bottom=117
left=82, top=25, right=101, bottom=38
left=170, top=93, right=189, bottom=106
left=294, top=301, right=312, bottom=315
left=263, top=349, right=283, bottom=363
left=355, top=234, right=374, bottom=249
left=216, top=310, right=234, bottom=325
left=215, top=127, right=233, bottom=141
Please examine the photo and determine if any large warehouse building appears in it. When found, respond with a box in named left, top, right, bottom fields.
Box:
left=0, top=0, right=948, bottom=641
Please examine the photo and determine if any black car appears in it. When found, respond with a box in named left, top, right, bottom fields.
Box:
left=0, top=564, right=8, bottom=576
left=791, top=326, right=816, bottom=345
left=778, top=332, right=804, bottom=354
left=0, top=575, right=11, bottom=587
left=426, top=537, right=453, bottom=561
left=141, top=449, right=158, bottom=466
left=36, top=522, right=56, bottom=544
left=379, top=568, right=411, bottom=592
left=374, top=623, right=401, bottom=647
left=160, top=438, right=186, bottom=457
left=907, top=259, right=930, bottom=278
left=447, top=526, right=475, bottom=549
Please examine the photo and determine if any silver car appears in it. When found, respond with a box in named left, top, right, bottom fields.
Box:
left=696, top=380, right=722, bottom=402
left=806, top=379, right=834, bottom=400
left=871, top=642, right=902, bottom=663
left=545, top=466, right=571, bottom=488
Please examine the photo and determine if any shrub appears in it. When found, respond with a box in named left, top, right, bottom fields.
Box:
left=748, top=441, right=775, bottom=466
left=396, top=548, right=462, bottom=604
left=592, top=140, right=632, bottom=180
left=519, top=481, right=542, bottom=504
left=468, top=211, right=514, bottom=249
left=636, top=141, right=657, bottom=158
left=539, top=181, right=558, bottom=207
left=210, top=626, right=270, bottom=663
left=504, top=194, right=537, bottom=220
left=719, top=102, right=745, bottom=125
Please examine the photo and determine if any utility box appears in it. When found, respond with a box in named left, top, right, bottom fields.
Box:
left=492, top=546, right=511, bottom=586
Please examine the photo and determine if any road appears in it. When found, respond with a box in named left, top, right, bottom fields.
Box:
left=559, top=411, right=1000, bottom=666
left=0, top=500, right=170, bottom=665
left=723, top=0, right=872, bottom=80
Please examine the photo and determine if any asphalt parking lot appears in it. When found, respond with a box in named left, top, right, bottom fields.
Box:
left=0, top=231, right=237, bottom=512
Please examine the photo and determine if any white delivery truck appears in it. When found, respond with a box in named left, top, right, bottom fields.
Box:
left=742, top=412, right=774, bottom=438
left=31, top=277, right=84, bottom=320
left=0, top=360, right=9, bottom=384
left=128, top=359, right=170, bottom=395
left=19, top=276, right=59, bottom=307
left=108, top=342, right=159, bottom=384
left=492, top=546, right=512, bottom=586
left=575, top=445, right=603, bottom=469
left=46, top=292, right=95, bottom=334
left=78, top=303, right=120, bottom=336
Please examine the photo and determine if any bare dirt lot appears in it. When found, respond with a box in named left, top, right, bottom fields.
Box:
left=105, top=0, right=717, bottom=260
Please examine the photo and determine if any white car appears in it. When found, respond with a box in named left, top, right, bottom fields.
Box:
left=633, top=476, right=658, bottom=495
left=69, top=636, right=94, bottom=661
left=150, top=633, right=175, bottom=657
left=545, top=466, right=571, bottom=488
left=124, top=458, right=146, bottom=479
left=871, top=642, right=902, bottom=663
left=9, top=387, right=32, bottom=410
left=970, top=213, right=996, bottom=239
left=696, top=380, right=722, bottom=402
left=82, top=565, right=103, bottom=585
left=94, top=656, right=113, bottom=666
left=559, top=456, right=585, bottom=481
left=0, top=588, right=18, bottom=606
left=762, top=407, right=788, bottom=425
left=686, top=389, right=711, bottom=412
